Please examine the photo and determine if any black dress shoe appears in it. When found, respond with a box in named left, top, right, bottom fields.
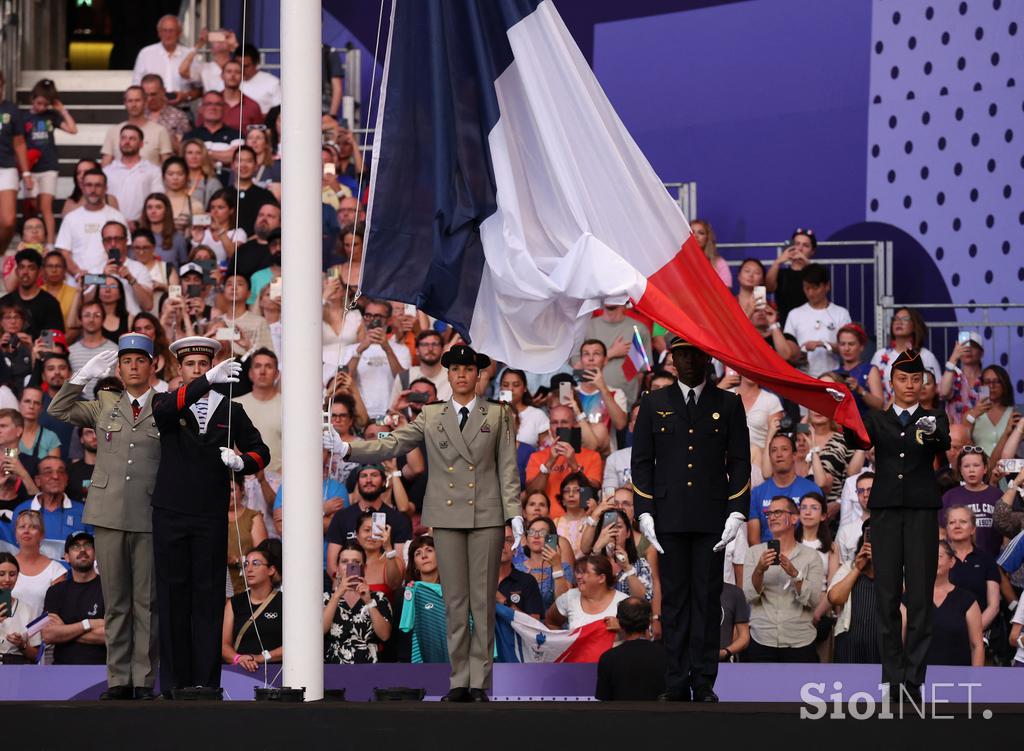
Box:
left=468, top=689, right=489, bottom=702
left=657, top=688, right=692, bottom=702
left=100, top=686, right=134, bottom=701
left=692, top=687, right=719, bottom=703
left=134, top=687, right=156, bottom=701
left=441, top=687, right=471, bottom=703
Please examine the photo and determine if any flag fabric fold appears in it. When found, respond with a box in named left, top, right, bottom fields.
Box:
left=494, top=604, right=615, bottom=663
left=362, top=0, right=867, bottom=442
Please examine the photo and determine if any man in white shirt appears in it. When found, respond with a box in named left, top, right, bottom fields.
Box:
left=602, top=403, right=639, bottom=497
left=55, top=169, right=129, bottom=276
left=102, top=126, right=164, bottom=226
left=236, top=43, right=282, bottom=114
left=390, top=329, right=452, bottom=404
left=131, top=15, right=196, bottom=104
left=95, top=222, right=154, bottom=316
left=100, top=87, right=173, bottom=167
left=783, top=263, right=851, bottom=377
left=68, top=300, right=118, bottom=399
left=837, top=472, right=874, bottom=563
left=342, top=299, right=410, bottom=418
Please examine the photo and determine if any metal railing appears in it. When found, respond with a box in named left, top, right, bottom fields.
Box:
left=879, top=302, right=1024, bottom=373
left=663, top=181, right=697, bottom=222
left=1, top=0, right=21, bottom=94
left=718, top=240, right=894, bottom=347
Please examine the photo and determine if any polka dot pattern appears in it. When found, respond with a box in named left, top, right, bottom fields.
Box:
left=867, top=0, right=1024, bottom=387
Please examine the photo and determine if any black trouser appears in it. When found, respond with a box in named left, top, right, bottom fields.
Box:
left=659, top=531, right=723, bottom=693
left=152, top=508, right=228, bottom=692
left=745, top=640, right=819, bottom=663
left=871, top=507, right=938, bottom=687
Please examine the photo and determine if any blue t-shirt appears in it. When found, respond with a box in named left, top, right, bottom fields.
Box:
left=0, top=101, right=26, bottom=169
left=749, top=475, right=822, bottom=542
left=24, top=110, right=61, bottom=173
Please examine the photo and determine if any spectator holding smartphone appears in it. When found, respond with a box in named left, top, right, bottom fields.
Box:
left=828, top=528, right=881, bottom=663
left=593, top=507, right=653, bottom=601
left=965, top=365, right=1014, bottom=456
left=497, top=367, right=546, bottom=448
left=554, top=473, right=591, bottom=558
left=743, top=496, right=824, bottom=662
left=518, top=516, right=574, bottom=612
left=735, top=258, right=766, bottom=318
left=765, top=228, right=816, bottom=325
left=524, top=405, right=603, bottom=518
left=0, top=551, right=42, bottom=663
left=323, top=541, right=393, bottom=664
left=576, top=339, right=629, bottom=454
left=940, top=331, right=985, bottom=426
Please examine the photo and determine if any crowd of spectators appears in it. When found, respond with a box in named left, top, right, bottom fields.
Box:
left=1, top=20, right=1023, bottom=681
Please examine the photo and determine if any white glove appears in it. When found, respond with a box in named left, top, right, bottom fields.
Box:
left=712, top=512, right=747, bottom=553
left=69, top=350, right=118, bottom=385
left=322, top=430, right=349, bottom=457
left=638, top=513, right=664, bottom=555
left=915, top=415, right=936, bottom=435
left=207, top=358, right=241, bottom=385
left=220, top=447, right=244, bottom=471
left=510, top=515, right=525, bottom=549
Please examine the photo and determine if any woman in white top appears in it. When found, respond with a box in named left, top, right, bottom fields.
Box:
left=720, top=370, right=783, bottom=468
left=190, top=189, right=246, bottom=263
left=499, top=368, right=550, bottom=448
left=0, top=552, right=42, bottom=663
left=547, top=554, right=627, bottom=631
left=10, top=511, right=66, bottom=613
left=869, top=306, right=942, bottom=404
left=321, top=276, right=363, bottom=383
left=795, top=491, right=839, bottom=656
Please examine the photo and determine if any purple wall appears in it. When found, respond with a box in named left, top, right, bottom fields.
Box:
left=592, top=0, right=872, bottom=242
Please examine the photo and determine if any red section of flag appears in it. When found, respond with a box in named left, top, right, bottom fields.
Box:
left=553, top=619, right=616, bottom=663
left=622, top=355, right=639, bottom=383
left=633, top=234, right=869, bottom=445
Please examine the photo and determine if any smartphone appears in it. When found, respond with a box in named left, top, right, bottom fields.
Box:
left=344, top=562, right=363, bottom=583
left=558, top=381, right=574, bottom=405
left=371, top=512, right=387, bottom=541
left=767, top=539, right=781, bottom=565
left=327, top=266, right=342, bottom=281
left=377, top=431, right=391, bottom=440
left=753, top=285, right=767, bottom=308
left=336, top=364, right=349, bottom=377
left=556, top=427, right=582, bottom=453
left=192, top=213, right=212, bottom=227
left=168, top=284, right=182, bottom=299
left=407, top=391, right=430, bottom=404
left=39, top=329, right=56, bottom=349
left=208, top=31, right=227, bottom=43
left=366, top=319, right=384, bottom=331
left=571, top=368, right=591, bottom=383
left=323, top=162, right=336, bottom=176
left=602, top=510, right=619, bottom=529
left=0, top=587, right=11, bottom=617
left=83, top=274, right=107, bottom=287
left=579, top=486, right=596, bottom=506
left=196, top=259, right=215, bottom=283
left=544, top=533, right=558, bottom=551
left=957, top=330, right=972, bottom=345
left=978, top=385, right=990, bottom=401
left=862, top=526, right=871, bottom=545
left=269, top=278, right=283, bottom=301
left=215, top=327, right=240, bottom=341
left=404, top=303, right=416, bottom=317
left=185, top=283, right=203, bottom=299
left=998, top=458, right=1024, bottom=474
left=499, top=389, right=513, bottom=403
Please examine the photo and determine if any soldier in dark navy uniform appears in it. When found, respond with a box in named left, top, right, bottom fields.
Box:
left=843, top=349, right=949, bottom=700
left=631, top=336, right=750, bottom=702
left=150, top=336, right=270, bottom=698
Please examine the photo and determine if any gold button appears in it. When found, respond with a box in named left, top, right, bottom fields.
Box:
left=900, top=432, right=905, bottom=438
left=660, top=427, right=666, bottom=432
left=468, top=465, right=474, bottom=471
left=899, top=452, right=905, bottom=458
left=687, top=464, right=693, bottom=469
left=687, top=481, right=693, bottom=487
left=468, top=500, right=474, bottom=505
left=688, top=446, right=694, bottom=451
left=449, top=482, right=454, bottom=488
left=468, top=482, right=474, bottom=488
left=448, top=466, right=454, bottom=472
left=689, top=428, right=694, bottom=435
left=446, top=499, right=453, bottom=506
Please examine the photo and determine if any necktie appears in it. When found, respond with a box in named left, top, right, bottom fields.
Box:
left=131, top=399, right=141, bottom=420
left=196, top=398, right=209, bottom=433
left=459, top=406, right=469, bottom=431
left=686, top=390, right=697, bottom=422
left=898, top=410, right=911, bottom=427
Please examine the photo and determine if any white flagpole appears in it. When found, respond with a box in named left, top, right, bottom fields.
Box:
left=280, top=0, right=324, bottom=701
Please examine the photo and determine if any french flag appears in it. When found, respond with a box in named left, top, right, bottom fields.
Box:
left=494, top=605, right=615, bottom=663
left=362, top=0, right=867, bottom=440
left=622, top=326, right=650, bottom=383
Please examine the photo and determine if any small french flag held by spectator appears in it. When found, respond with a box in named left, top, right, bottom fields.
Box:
left=622, top=325, right=651, bottom=382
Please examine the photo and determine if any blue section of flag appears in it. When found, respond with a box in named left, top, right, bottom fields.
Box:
left=362, top=0, right=542, bottom=340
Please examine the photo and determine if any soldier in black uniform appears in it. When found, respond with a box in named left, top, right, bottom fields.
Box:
left=631, top=336, right=750, bottom=702
left=843, top=349, right=949, bottom=699
left=150, top=337, right=270, bottom=698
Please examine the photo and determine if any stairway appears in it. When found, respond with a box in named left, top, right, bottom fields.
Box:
left=15, top=70, right=133, bottom=208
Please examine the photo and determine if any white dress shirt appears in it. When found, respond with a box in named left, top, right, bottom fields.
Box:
left=132, top=42, right=195, bottom=94
left=103, top=158, right=164, bottom=222
left=678, top=380, right=705, bottom=404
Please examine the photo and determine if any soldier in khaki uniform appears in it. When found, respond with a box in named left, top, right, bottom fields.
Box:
left=47, top=334, right=161, bottom=700
left=325, top=345, right=522, bottom=702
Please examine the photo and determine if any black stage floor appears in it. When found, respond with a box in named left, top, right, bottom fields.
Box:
left=1, top=700, right=1016, bottom=749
